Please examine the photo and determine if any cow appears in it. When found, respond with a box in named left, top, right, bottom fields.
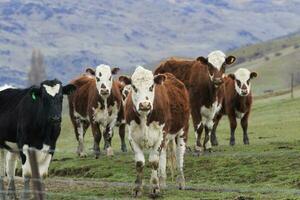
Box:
left=120, top=66, right=190, bottom=197
left=154, top=50, right=236, bottom=153
left=0, top=79, right=75, bottom=199
left=68, top=64, right=123, bottom=158
left=211, top=68, right=257, bottom=146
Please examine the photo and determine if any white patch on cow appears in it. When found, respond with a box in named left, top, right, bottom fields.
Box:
left=93, top=102, right=118, bottom=128
left=159, top=146, right=167, bottom=180
left=176, top=130, right=186, bottom=174
left=95, top=64, right=113, bottom=96
left=235, top=110, right=245, bottom=119
left=207, top=50, right=226, bottom=70
left=22, top=144, right=52, bottom=177
left=6, top=151, right=18, bottom=178
left=5, top=142, right=18, bottom=152
left=0, top=149, right=6, bottom=177
left=200, top=101, right=222, bottom=149
left=130, top=66, right=155, bottom=115
left=43, top=84, right=61, bottom=97
left=234, top=68, right=252, bottom=96
left=74, top=111, right=89, bottom=121
left=128, top=120, right=164, bottom=150
left=0, top=84, right=14, bottom=92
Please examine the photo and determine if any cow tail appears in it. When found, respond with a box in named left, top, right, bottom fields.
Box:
left=166, top=139, right=176, bottom=181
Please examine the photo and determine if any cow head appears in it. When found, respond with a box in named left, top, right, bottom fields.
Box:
left=86, top=64, right=120, bottom=97
left=119, top=76, right=132, bottom=101
left=119, top=66, right=165, bottom=115
left=197, top=50, right=236, bottom=88
left=31, top=79, right=76, bottom=123
left=228, top=68, right=257, bottom=96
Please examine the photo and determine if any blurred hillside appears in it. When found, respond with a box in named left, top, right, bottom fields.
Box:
left=0, top=0, right=300, bottom=86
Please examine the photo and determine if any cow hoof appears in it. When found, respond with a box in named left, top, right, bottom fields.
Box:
left=79, top=153, right=87, bottom=158
left=193, top=146, right=203, bottom=156
left=211, top=140, right=219, bottom=146
left=133, top=186, right=142, bottom=198
left=106, top=147, right=114, bottom=157
left=150, top=186, right=160, bottom=198
left=243, top=139, right=249, bottom=145
left=229, top=139, right=235, bottom=146
left=121, top=145, right=127, bottom=153
left=176, top=175, right=185, bottom=190
left=204, top=148, right=212, bottom=153
left=95, top=154, right=100, bottom=159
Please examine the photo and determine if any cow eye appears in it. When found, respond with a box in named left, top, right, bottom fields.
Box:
left=149, top=84, right=154, bottom=92
left=247, top=79, right=250, bottom=85
left=99, top=72, right=102, bottom=77
left=132, top=85, right=137, bottom=93
left=96, top=77, right=100, bottom=82
left=109, top=76, right=112, bottom=81
left=236, top=80, right=241, bottom=87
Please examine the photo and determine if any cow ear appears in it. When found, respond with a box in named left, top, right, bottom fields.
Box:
left=196, top=56, right=208, bottom=64
left=119, top=76, right=131, bottom=85
left=111, top=67, right=120, bottom=75
left=225, top=56, right=236, bottom=65
left=250, top=72, right=257, bottom=79
left=154, top=74, right=166, bottom=85
left=86, top=68, right=95, bottom=76
left=228, top=74, right=235, bottom=80
left=63, top=84, right=76, bottom=95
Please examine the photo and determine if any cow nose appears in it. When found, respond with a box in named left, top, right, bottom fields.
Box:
left=138, top=102, right=151, bottom=111
left=213, top=78, right=223, bottom=86
left=101, top=84, right=106, bottom=89
left=50, top=116, right=62, bottom=123
left=241, top=89, right=248, bottom=96
left=100, top=88, right=110, bottom=95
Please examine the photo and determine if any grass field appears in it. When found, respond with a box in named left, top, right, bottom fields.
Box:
left=16, top=89, right=296, bottom=199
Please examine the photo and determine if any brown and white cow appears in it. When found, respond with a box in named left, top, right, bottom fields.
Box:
left=68, top=64, right=123, bottom=158
left=120, top=66, right=189, bottom=197
left=211, top=68, right=257, bottom=146
left=155, top=50, right=236, bottom=153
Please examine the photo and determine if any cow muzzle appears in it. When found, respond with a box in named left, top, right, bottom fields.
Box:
left=100, top=89, right=110, bottom=96
left=138, top=102, right=151, bottom=112
left=213, top=78, right=223, bottom=88
left=240, top=89, right=249, bottom=96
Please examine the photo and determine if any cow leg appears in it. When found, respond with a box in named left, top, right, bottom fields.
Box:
left=76, top=119, right=88, bottom=158
left=228, top=115, right=237, bottom=146
left=129, top=140, right=144, bottom=197
left=203, top=120, right=213, bottom=152
left=158, top=144, right=167, bottom=189
left=21, top=176, right=31, bottom=200
left=0, top=149, right=6, bottom=200
left=191, top=109, right=203, bottom=155
left=176, top=134, right=186, bottom=190
left=91, top=122, right=101, bottom=159
left=149, top=147, right=160, bottom=197
left=241, top=112, right=250, bottom=145
left=118, top=124, right=127, bottom=152
left=6, top=152, right=18, bottom=200
left=103, top=126, right=114, bottom=157
left=211, top=114, right=222, bottom=146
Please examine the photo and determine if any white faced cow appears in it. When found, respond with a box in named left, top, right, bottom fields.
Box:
left=211, top=68, right=257, bottom=146
left=122, top=66, right=190, bottom=197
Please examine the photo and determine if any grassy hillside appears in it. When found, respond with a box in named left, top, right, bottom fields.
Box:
left=16, top=90, right=295, bottom=199
left=228, top=33, right=300, bottom=96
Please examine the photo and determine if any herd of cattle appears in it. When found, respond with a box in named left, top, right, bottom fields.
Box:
left=0, top=50, right=257, bottom=198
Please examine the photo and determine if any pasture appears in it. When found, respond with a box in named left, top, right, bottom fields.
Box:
left=25, top=89, right=300, bottom=199
left=4, top=89, right=300, bottom=199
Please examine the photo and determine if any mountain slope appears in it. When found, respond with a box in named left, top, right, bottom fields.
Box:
left=0, top=0, right=300, bottom=86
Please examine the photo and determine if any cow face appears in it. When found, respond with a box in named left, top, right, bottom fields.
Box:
left=31, top=79, right=76, bottom=123
left=229, top=68, right=257, bottom=96
left=120, top=66, right=165, bottom=115
left=87, top=64, right=120, bottom=97
left=197, top=50, right=236, bottom=88
left=119, top=78, right=132, bottom=101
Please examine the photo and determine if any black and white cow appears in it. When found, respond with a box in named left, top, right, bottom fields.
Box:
left=0, top=79, right=75, bottom=199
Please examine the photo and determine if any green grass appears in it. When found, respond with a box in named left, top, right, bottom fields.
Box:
left=39, top=93, right=300, bottom=199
